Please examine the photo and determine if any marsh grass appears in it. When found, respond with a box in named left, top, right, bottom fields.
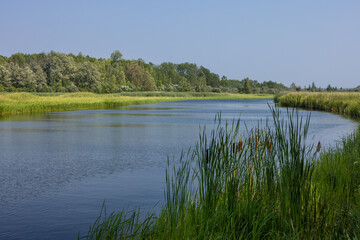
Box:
left=0, top=92, right=273, bottom=117
left=275, top=92, right=360, bottom=119
left=82, top=107, right=360, bottom=239
left=83, top=203, right=156, bottom=240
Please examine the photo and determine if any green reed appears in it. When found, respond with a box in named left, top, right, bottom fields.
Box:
left=82, top=107, right=360, bottom=239
left=0, top=92, right=273, bottom=117
left=275, top=92, right=360, bottom=119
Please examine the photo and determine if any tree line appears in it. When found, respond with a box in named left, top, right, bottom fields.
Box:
left=0, top=50, right=288, bottom=93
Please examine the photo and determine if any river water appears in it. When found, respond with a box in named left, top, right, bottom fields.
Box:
left=0, top=99, right=357, bottom=239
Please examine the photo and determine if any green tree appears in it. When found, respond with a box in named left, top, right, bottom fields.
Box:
left=196, top=76, right=207, bottom=92
left=199, top=66, right=220, bottom=87
left=31, top=64, right=49, bottom=92
left=243, top=77, right=252, bottom=94
left=111, top=50, right=123, bottom=64
left=179, top=76, right=191, bottom=92
left=290, top=82, right=297, bottom=91
left=74, top=62, right=101, bottom=91
left=43, top=52, right=77, bottom=91
left=311, top=82, right=316, bottom=91
left=9, top=64, right=37, bottom=91
left=126, top=61, right=155, bottom=91
left=176, top=63, right=198, bottom=87
left=99, top=59, right=126, bottom=92
left=326, top=84, right=333, bottom=92
left=9, top=53, right=26, bottom=66
left=0, top=64, right=12, bottom=90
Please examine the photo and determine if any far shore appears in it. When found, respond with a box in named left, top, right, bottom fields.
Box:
left=0, top=92, right=274, bottom=117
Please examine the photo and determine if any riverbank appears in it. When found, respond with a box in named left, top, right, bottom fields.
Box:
left=83, top=93, right=360, bottom=239
left=0, top=92, right=273, bottom=117
left=275, top=92, right=360, bottom=119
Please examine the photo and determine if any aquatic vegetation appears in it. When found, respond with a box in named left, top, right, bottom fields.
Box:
left=275, top=92, right=360, bottom=119
left=82, top=107, right=360, bottom=239
left=0, top=92, right=273, bottom=117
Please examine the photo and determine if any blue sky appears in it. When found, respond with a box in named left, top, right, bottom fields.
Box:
left=0, top=0, right=359, bottom=88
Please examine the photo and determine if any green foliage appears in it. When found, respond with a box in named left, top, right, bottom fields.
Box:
left=276, top=92, right=360, bottom=119
left=0, top=64, right=12, bottom=90
left=125, top=61, right=156, bottom=91
left=243, top=77, right=252, bottom=94
left=0, top=51, right=290, bottom=94
left=75, top=62, right=101, bottom=91
left=82, top=108, right=360, bottom=239
left=110, top=50, right=123, bottom=63
left=0, top=92, right=271, bottom=116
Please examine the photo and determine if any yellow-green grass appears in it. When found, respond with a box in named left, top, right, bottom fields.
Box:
left=0, top=92, right=273, bottom=117
left=275, top=92, right=360, bottom=119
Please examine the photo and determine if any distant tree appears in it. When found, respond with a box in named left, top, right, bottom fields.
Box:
left=31, top=64, right=49, bottom=92
left=43, top=52, right=77, bottom=91
left=111, top=50, right=123, bottom=64
left=176, top=63, right=198, bottom=86
left=9, top=64, right=37, bottom=91
left=179, top=76, right=191, bottom=92
left=157, top=62, right=181, bottom=86
left=125, top=61, right=155, bottom=91
left=74, top=62, right=101, bottom=91
left=99, top=59, right=126, bottom=92
left=0, top=64, right=12, bottom=90
left=0, top=50, right=296, bottom=94
left=311, top=82, right=317, bottom=91
left=326, top=84, right=333, bottom=92
left=243, top=78, right=252, bottom=94
left=199, top=66, right=220, bottom=87
left=9, top=53, right=26, bottom=66
left=196, top=76, right=207, bottom=92
left=290, top=82, right=297, bottom=91
left=0, top=55, right=8, bottom=64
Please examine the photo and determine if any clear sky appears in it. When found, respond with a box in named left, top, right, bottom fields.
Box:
left=0, top=0, right=359, bottom=88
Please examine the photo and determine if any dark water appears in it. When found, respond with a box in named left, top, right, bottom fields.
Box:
left=0, top=99, right=357, bottom=239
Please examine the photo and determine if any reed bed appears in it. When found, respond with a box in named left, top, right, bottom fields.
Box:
left=82, top=107, right=360, bottom=239
left=0, top=92, right=273, bottom=117
left=275, top=92, right=360, bottom=119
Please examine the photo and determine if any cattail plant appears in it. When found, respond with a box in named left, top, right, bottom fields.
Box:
left=83, top=106, right=360, bottom=239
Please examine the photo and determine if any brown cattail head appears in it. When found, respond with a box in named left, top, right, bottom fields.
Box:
left=248, top=137, right=251, bottom=146
left=239, top=140, right=243, bottom=151
left=218, top=147, right=221, bottom=157
left=264, top=137, right=267, bottom=147
left=233, top=142, right=235, bottom=153
left=269, top=141, right=272, bottom=150
left=316, top=141, right=321, bottom=152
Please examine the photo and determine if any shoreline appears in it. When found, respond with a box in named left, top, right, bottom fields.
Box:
left=0, top=92, right=274, bottom=117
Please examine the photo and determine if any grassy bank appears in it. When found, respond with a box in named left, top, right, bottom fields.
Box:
left=275, top=92, right=360, bottom=119
left=0, top=92, right=273, bottom=117
left=82, top=106, right=360, bottom=239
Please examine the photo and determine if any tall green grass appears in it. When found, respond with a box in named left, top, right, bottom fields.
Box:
left=81, top=107, right=360, bottom=239
left=0, top=92, right=273, bottom=117
left=275, top=92, right=360, bottom=119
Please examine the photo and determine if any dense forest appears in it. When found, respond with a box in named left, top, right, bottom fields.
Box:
left=1, top=51, right=359, bottom=94
left=0, top=51, right=288, bottom=94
